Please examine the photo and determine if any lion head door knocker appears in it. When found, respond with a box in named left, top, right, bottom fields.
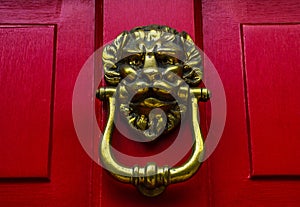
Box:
left=96, top=25, right=210, bottom=197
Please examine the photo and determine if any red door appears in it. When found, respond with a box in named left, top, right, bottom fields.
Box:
left=0, top=1, right=96, bottom=206
left=95, top=0, right=300, bottom=206
left=1, top=0, right=299, bottom=207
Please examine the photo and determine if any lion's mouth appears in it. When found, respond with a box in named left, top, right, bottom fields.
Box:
left=141, top=97, right=175, bottom=108
left=130, top=87, right=175, bottom=102
left=129, top=87, right=177, bottom=114
left=130, top=97, right=177, bottom=115
left=118, top=85, right=184, bottom=139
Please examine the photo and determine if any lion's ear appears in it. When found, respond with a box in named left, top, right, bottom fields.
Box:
left=181, top=32, right=203, bottom=87
left=180, top=31, right=193, bottom=43
left=102, top=31, right=129, bottom=85
left=112, top=31, right=129, bottom=55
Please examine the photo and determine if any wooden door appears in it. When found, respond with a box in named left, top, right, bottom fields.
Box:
left=1, top=0, right=299, bottom=206
left=0, top=1, right=96, bottom=206
left=96, top=0, right=300, bottom=206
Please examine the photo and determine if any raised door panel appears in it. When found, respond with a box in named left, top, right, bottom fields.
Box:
left=242, top=24, right=300, bottom=176
left=202, top=0, right=300, bottom=206
left=0, top=25, right=55, bottom=178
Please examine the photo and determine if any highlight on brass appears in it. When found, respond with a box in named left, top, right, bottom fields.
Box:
left=96, top=25, right=210, bottom=196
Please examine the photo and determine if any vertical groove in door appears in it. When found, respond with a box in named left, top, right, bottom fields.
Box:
left=92, top=1, right=104, bottom=207
left=47, top=23, right=58, bottom=179
left=239, top=24, right=254, bottom=178
left=195, top=1, right=212, bottom=207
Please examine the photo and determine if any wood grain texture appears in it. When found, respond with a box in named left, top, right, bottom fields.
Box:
left=202, top=0, right=300, bottom=206
left=242, top=24, right=300, bottom=176
left=0, top=1, right=95, bottom=206
left=0, top=25, right=54, bottom=178
left=98, top=0, right=211, bottom=206
left=0, top=0, right=62, bottom=23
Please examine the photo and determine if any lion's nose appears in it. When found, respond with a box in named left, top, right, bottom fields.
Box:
left=142, top=52, right=161, bottom=81
left=143, top=52, right=157, bottom=68
left=141, top=68, right=162, bottom=82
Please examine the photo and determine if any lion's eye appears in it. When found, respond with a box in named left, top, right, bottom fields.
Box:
left=162, top=58, right=171, bottom=64
left=128, top=55, right=144, bottom=67
left=129, top=59, right=142, bottom=66
left=158, top=55, right=177, bottom=66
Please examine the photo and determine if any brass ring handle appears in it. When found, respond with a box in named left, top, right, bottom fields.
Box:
left=97, top=87, right=210, bottom=197
left=97, top=25, right=210, bottom=196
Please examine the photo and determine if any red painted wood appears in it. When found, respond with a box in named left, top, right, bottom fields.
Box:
left=2, top=0, right=299, bottom=206
left=103, top=0, right=196, bottom=43
left=0, top=0, right=61, bottom=22
left=243, top=24, right=300, bottom=176
left=202, top=0, right=300, bottom=206
left=98, top=0, right=211, bottom=206
left=0, top=25, right=54, bottom=178
left=0, top=1, right=95, bottom=206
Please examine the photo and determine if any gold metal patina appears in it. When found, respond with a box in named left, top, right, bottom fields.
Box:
left=97, top=25, right=210, bottom=196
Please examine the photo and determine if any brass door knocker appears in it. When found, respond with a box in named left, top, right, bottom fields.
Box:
left=97, top=25, right=210, bottom=197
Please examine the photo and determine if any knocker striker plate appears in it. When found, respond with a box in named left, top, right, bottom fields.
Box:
left=96, top=25, right=210, bottom=196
